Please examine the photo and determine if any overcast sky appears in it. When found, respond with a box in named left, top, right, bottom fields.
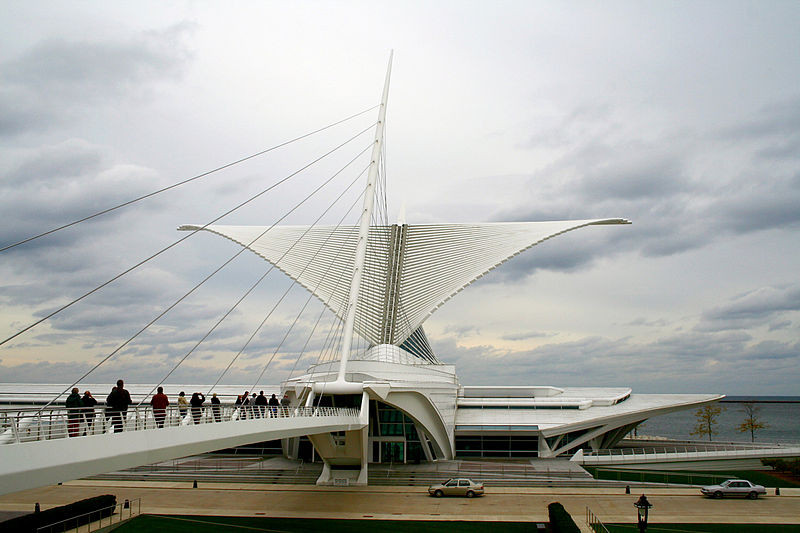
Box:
left=1, top=1, right=798, bottom=395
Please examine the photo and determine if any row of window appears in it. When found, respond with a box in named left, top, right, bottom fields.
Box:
left=455, top=435, right=539, bottom=458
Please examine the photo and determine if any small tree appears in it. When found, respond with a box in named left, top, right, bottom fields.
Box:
left=690, top=403, right=723, bottom=441
left=737, top=402, right=768, bottom=442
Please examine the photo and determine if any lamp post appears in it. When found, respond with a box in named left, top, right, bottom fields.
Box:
left=634, top=494, right=652, bottom=533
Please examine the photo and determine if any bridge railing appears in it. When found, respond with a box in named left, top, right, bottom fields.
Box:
left=582, top=441, right=790, bottom=458
left=0, top=404, right=360, bottom=445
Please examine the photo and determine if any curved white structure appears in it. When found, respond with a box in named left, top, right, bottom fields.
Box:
left=179, top=219, right=629, bottom=350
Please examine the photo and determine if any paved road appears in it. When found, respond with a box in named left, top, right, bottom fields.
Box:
left=1, top=481, right=799, bottom=529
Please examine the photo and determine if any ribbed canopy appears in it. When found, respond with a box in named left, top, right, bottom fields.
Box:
left=179, top=219, right=629, bottom=347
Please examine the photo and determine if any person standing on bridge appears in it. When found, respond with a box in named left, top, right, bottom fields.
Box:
left=190, top=392, right=205, bottom=425
left=150, top=387, right=169, bottom=428
left=255, top=391, right=268, bottom=418
left=268, top=393, right=280, bottom=418
left=104, top=386, right=117, bottom=430
left=211, top=393, right=221, bottom=422
left=81, top=390, right=97, bottom=435
left=239, top=391, right=250, bottom=419
left=65, top=388, right=83, bottom=437
left=177, top=391, right=189, bottom=420
left=280, top=393, right=291, bottom=417
left=108, top=380, right=132, bottom=433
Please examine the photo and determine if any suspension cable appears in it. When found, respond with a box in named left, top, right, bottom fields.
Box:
left=138, top=153, right=371, bottom=406
left=0, top=105, right=379, bottom=254
left=209, top=178, right=365, bottom=396
left=245, top=196, right=364, bottom=396
left=285, top=217, right=358, bottom=383
left=2, top=122, right=375, bottom=349
left=38, top=136, right=374, bottom=409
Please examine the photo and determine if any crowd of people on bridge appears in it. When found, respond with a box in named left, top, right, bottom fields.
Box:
left=233, top=390, right=291, bottom=419
left=63, top=380, right=293, bottom=436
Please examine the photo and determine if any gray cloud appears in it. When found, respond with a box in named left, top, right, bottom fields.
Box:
left=697, top=284, right=800, bottom=332
left=0, top=23, right=194, bottom=136
left=478, top=96, right=800, bottom=285
left=724, top=97, right=800, bottom=143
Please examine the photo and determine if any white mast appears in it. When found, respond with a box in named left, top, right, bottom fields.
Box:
left=326, top=51, right=393, bottom=392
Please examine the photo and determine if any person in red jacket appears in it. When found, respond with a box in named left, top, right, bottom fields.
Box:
left=150, top=386, right=169, bottom=428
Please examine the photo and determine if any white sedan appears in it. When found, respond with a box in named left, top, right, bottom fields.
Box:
left=700, top=479, right=766, bottom=499
left=428, top=478, right=485, bottom=498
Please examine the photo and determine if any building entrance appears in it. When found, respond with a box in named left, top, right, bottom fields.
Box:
left=380, top=441, right=404, bottom=463
left=368, top=400, right=426, bottom=463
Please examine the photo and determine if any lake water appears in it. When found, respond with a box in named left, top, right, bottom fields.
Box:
left=641, top=396, right=800, bottom=444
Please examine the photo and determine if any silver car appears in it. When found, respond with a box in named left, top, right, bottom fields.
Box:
left=428, top=478, right=485, bottom=498
left=700, top=479, right=766, bottom=499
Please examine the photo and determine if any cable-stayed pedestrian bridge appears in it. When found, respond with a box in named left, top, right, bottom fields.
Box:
left=0, top=400, right=367, bottom=496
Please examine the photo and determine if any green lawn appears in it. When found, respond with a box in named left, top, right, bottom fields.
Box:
left=586, top=467, right=800, bottom=488
left=604, top=524, right=800, bottom=533
left=114, top=515, right=540, bottom=532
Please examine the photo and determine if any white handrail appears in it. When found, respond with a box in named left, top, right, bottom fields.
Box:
left=0, top=404, right=361, bottom=445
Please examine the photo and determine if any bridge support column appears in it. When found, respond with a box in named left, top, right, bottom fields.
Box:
left=311, top=391, right=370, bottom=486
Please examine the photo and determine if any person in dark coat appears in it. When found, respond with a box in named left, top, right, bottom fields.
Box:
left=81, top=391, right=97, bottom=435
left=190, top=392, right=205, bottom=425
left=255, top=391, right=268, bottom=418
left=150, top=386, right=169, bottom=428
left=210, top=393, right=221, bottom=422
left=65, top=388, right=83, bottom=437
left=268, top=393, right=280, bottom=418
left=105, top=386, right=117, bottom=429
left=110, top=379, right=132, bottom=433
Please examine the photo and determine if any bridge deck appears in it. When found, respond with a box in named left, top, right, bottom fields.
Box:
left=0, top=405, right=365, bottom=496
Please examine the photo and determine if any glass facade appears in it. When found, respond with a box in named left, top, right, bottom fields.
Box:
left=369, top=400, right=425, bottom=463
left=455, top=434, right=539, bottom=458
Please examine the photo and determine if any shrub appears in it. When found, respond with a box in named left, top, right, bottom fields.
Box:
left=762, top=458, right=789, bottom=472
left=547, top=501, right=581, bottom=533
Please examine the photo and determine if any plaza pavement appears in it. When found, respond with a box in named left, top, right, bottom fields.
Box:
left=1, top=481, right=799, bottom=531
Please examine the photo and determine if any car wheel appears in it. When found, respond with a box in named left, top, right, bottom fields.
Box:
left=434, top=490, right=443, bottom=498
left=466, top=490, right=475, bottom=498
left=714, top=491, right=723, bottom=499
left=748, top=491, right=758, bottom=500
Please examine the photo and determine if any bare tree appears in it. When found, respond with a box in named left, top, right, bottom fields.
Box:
left=737, top=402, right=768, bottom=442
left=690, top=403, right=724, bottom=441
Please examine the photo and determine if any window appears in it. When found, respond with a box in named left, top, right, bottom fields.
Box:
left=458, top=480, right=469, bottom=487
left=455, top=435, right=539, bottom=458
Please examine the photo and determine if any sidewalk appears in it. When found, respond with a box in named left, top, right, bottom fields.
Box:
left=1, top=480, right=798, bottom=526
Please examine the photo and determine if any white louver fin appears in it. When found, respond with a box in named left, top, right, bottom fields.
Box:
left=178, top=219, right=629, bottom=347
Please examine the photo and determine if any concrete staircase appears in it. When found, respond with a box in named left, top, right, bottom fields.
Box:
left=92, top=455, right=599, bottom=486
